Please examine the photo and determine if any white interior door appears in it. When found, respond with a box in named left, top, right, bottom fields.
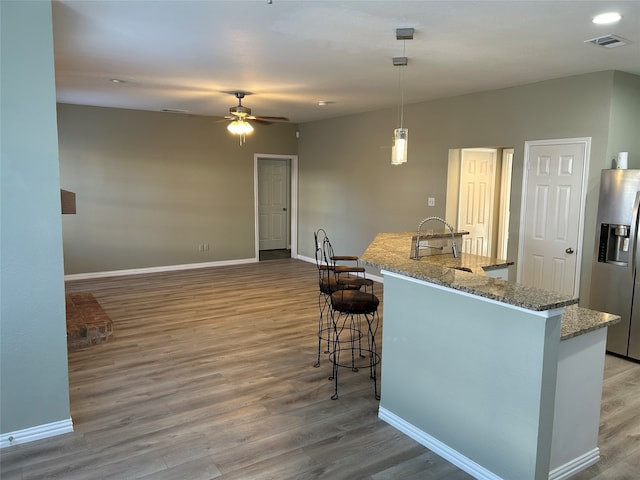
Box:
left=458, top=148, right=497, bottom=256
left=518, top=139, right=589, bottom=296
left=258, top=158, right=289, bottom=250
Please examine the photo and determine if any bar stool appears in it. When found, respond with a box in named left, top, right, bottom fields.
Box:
left=313, top=229, right=369, bottom=368
left=329, top=268, right=380, bottom=400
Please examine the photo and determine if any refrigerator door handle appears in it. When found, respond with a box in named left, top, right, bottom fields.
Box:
left=631, top=191, right=640, bottom=281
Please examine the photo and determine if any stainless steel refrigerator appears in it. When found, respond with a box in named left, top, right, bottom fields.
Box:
left=590, top=169, right=640, bottom=361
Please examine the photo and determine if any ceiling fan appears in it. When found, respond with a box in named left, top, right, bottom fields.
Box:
left=226, top=91, right=289, bottom=124
left=224, top=91, right=288, bottom=145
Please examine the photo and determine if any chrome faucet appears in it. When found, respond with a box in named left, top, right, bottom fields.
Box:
left=411, top=216, right=460, bottom=259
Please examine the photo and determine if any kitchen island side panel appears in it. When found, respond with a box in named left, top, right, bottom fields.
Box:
left=549, top=328, right=606, bottom=474
left=379, top=272, right=562, bottom=480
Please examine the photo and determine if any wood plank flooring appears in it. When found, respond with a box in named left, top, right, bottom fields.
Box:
left=1, top=259, right=639, bottom=479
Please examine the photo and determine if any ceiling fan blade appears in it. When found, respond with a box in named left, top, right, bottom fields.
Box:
left=254, top=115, right=289, bottom=122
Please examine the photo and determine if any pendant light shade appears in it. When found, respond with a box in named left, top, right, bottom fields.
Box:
left=392, top=128, right=408, bottom=165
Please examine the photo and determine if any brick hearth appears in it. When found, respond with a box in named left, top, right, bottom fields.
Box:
left=66, top=293, right=113, bottom=349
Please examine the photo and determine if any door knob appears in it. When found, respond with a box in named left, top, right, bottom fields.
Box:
left=282, top=208, right=287, bottom=211
left=566, top=248, right=575, bottom=254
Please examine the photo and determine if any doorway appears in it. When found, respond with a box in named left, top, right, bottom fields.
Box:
left=517, top=138, right=590, bottom=297
left=254, top=154, right=298, bottom=261
left=446, top=147, right=513, bottom=259
left=458, top=148, right=497, bottom=256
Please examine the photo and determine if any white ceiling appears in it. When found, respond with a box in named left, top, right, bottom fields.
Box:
left=52, top=0, right=640, bottom=124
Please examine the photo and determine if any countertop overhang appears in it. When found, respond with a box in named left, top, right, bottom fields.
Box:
left=361, top=232, right=575, bottom=311
left=361, top=232, right=621, bottom=340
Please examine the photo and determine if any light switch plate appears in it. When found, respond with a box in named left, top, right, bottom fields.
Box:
left=428, top=197, right=436, bottom=207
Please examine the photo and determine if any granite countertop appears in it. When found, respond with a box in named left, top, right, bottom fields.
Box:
left=561, top=304, right=620, bottom=340
left=361, top=232, right=577, bottom=311
left=361, top=232, right=620, bottom=337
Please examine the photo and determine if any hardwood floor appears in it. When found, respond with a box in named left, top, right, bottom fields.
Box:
left=1, top=259, right=639, bottom=479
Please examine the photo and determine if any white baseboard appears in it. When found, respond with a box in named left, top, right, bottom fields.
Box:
left=378, top=407, right=502, bottom=480
left=64, top=258, right=257, bottom=281
left=379, top=406, right=597, bottom=480
left=1, top=418, right=73, bottom=449
left=66, top=255, right=383, bottom=283
left=548, top=448, right=599, bottom=480
left=296, top=254, right=315, bottom=265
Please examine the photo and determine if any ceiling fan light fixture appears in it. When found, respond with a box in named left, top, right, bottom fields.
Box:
left=223, top=91, right=287, bottom=144
left=227, top=119, right=253, bottom=135
left=227, top=119, right=254, bottom=145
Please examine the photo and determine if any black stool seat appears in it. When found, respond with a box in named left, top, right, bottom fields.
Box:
left=330, top=290, right=379, bottom=315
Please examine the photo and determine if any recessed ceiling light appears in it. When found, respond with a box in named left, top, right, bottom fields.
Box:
left=110, top=78, right=126, bottom=83
left=593, top=12, right=622, bottom=24
left=317, top=101, right=335, bottom=106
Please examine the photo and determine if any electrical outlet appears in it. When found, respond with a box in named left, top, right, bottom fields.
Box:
left=428, top=197, right=436, bottom=207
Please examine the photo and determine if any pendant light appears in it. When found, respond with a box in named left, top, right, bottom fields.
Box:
left=391, top=28, right=413, bottom=165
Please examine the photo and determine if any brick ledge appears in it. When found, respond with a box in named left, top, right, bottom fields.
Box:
left=66, top=293, right=113, bottom=349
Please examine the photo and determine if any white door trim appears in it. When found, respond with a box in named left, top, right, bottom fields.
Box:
left=254, top=154, right=298, bottom=260
left=517, top=138, right=591, bottom=297
left=497, top=148, right=513, bottom=260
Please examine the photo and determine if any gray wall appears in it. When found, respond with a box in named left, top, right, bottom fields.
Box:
left=1, top=1, right=71, bottom=435
left=57, top=104, right=298, bottom=274
left=607, top=71, right=640, bottom=166
left=58, top=71, right=640, bottom=303
left=298, top=71, right=640, bottom=305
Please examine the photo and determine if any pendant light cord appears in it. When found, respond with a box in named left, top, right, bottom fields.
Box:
left=397, top=39, right=406, bottom=130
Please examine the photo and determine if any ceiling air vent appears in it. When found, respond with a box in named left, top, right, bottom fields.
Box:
left=585, top=34, right=630, bottom=48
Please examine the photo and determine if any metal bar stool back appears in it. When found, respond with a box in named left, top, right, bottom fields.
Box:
left=313, top=229, right=363, bottom=367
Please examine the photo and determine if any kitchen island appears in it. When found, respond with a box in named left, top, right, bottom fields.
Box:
left=361, top=232, right=620, bottom=480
